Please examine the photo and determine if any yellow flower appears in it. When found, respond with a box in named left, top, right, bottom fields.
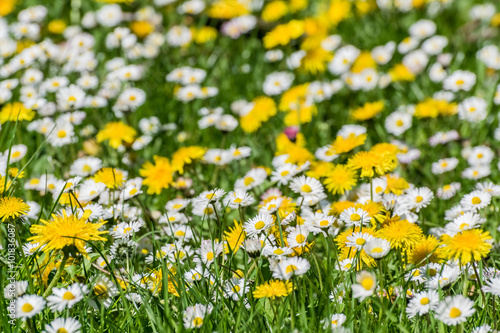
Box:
left=323, top=164, right=358, bottom=195
left=351, top=51, right=376, bottom=73
left=389, top=63, right=415, bottom=82
left=240, top=96, right=277, bottom=133
left=408, top=235, right=446, bottom=266
left=253, top=280, right=293, bottom=299
left=48, top=20, right=67, bottom=34
left=306, top=161, right=334, bottom=179
left=442, top=229, right=492, bottom=264
left=347, top=150, right=397, bottom=178
left=275, top=133, right=314, bottom=165
left=263, top=20, right=304, bottom=49
left=299, top=48, right=333, bottom=74
left=351, top=101, right=384, bottom=121
left=224, top=221, right=245, bottom=253
left=8, top=167, right=25, bottom=179
left=194, top=26, right=217, bottom=44
left=130, top=21, right=155, bottom=38
left=96, top=121, right=137, bottom=149
left=262, top=1, right=288, bottom=22
left=93, top=168, right=126, bottom=189
left=207, top=0, right=250, bottom=19
left=384, top=174, right=409, bottom=195
left=326, top=0, right=351, bottom=26
left=377, top=219, right=423, bottom=251
left=329, top=200, right=355, bottom=216
left=28, top=210, right=107, bottom=256
left=330, top=134, right=366, bottom=154
left=0, top=0, right=15, bottom=16
left=172, top=146, right=206, bottom=174
left=140, top=156, right=175, bottom=195
left=0, top=197, right=30, bottom=222
left=414, top=98, right=456, bottom=118
left=0, top=102, right=35, bottom=123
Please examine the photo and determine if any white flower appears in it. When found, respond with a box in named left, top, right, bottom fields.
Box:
left=352, top=271, right=377, bottom=301
left=435, top=295, right=475, bottom=326
left=16, top=294, right=46, bottom=318
left=47, top=283, right=88, bottom=311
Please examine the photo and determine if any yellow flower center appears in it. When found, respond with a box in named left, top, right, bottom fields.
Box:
left=356, top=238, right=366, bottom=245
left=82, top=164, right=92, bottom=172
left=232, top=285, right=241, bottom=293
left=420, top=297, right=429, bottom=305
left=372, top=247, right=383, bottom=253
left=286, top=265, right=298, bottom=274
left=295, top=234, right=306, bottom=243
left=396, top=120, right=404, bottom=127
left=274, top=249, right=284, bottom=255
left=172, top=204, right=183, bottom=209
left=471, top=197, right=481, bottom=205
left=244, top=177, right=254, bottom=186
left=415, top=196, right=423, bottom=203
left=206, top=252, right=214, bottom=261
left=300, top=184, right=312, bottom=193
left=22, top=303, right=33, bottom=312
left=281, top=171, right=290, bottom=176
left=319, top=220, right=329, bottom=227
left=68, top=96, right=77, bottom=102
left=350, top=213, right=361, bottom=221
left=12, top=151, right=21, bottom=158
left=94, top=285, right=108, bottom=299
left=193, top=317, right=203, bottom=326
left=57, top=130, right=67, bottom=138
left=175, top=230, right=185, bottom=237
left=57, top=329, right=68, bottom=333
left=63, top=291, right=75, bottom=300
left=449, top=307, right=461, bottom=318
left=361, top=277, right=374, bottom=290
left=255, top=221, right=266, bottom=230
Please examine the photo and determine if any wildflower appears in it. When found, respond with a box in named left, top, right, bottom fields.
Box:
left=47, top=283, right=88, bottom=311
left=140, top=156, right=175, bottom=194
left=408, top=235, right=445, bottom=266
left=442, top=229, right=492, bottom=264
left=253, top=280, right=293, bottom=299
left=93, top=276, right=119, bottom=308
left=0, top=102, right=35, bottom=123
left=0, top=197, right=30, bottom=222
left=183, top=304, right=213, bottom=329
left=352, top=271, right=377, bottom=301
left=272, top=257, right=311, bottom=280
left=435, top=295, right=475, bottom=326
left=347, top=151, right=397, bottom=178
left=43, top=318, right=81, bottom=333
left=377, top=219, right=423, bottom=250
left=16, top=294, right=46, bottom=318
left=29, top=210, right=107, bottom=256
left=406, top=290, right=439, bottom=318
left=96, top=121, right=137, bottom=149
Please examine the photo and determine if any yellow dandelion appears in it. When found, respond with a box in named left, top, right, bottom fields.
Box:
left=442, top=229, right=492, bottom=264
left=93, top=168, right=126, bottom=189
left=140, top=156, right=175, bottom=195
left=253, top=280, right=293, bottom=299
left=347, top=150, right=397, bottom=178
left=28, top=210, right=107, bottom=256
left=377, top=219, right=423, bottom=251
left=323, top=164, right=358, bottom=195
left=408, top=235, right=446, bottom=266
left=0, top=197, right=30, bottom=222
left=0, top=102, right=35, bottom=123
left=96, top=121, right=137, bottom=149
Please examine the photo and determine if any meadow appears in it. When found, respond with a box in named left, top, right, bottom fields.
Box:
left=0, top=0, right=500, bottom=332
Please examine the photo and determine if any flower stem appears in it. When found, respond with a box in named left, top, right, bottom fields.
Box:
left=43, top=252, right=68, bottom=297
